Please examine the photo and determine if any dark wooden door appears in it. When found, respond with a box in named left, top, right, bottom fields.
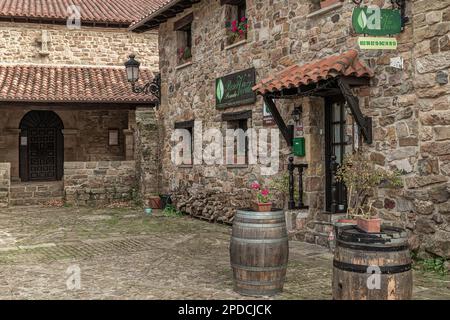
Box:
left=28, top=128, right=57, bottom=181
left=325, top=100, right=348, bottom=213
left=19, top=111, right=64, bottom=182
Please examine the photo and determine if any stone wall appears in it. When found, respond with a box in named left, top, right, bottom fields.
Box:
left=0, top=163, right=10, bottom=207
left=156, top=0, right=450, bottom=258
left=0, top=109, right=135, bottom=179
left=135, top=108, right=161, bottom=201
left=0, top=22, right=158, bottom=68
left=64, top=161, right=136, bottom=206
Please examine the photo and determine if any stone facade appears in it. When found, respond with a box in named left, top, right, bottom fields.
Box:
left=64, top=161, right=137, bottom=206
left=154, top=0, right=450, bottom=258
left=134, top=108, right=162, bottom=202
left=0, top=163, right=10, bottom=207
left=0, top=18, right=160, bottom=207
left=0, top=22, right=158, bottom=68
left=0, top=109, right=135, bottom=179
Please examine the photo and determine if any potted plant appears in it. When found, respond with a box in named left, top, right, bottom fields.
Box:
left=250, top=181, right=272, bottom=212
left=225, top=16, right=249, bottom=45
left=336, top=151, right=402, bottom=233
left=177, top=46, right=192, bottom=64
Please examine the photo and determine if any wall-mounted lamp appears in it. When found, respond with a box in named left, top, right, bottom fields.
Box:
left=291, top=106, right=302, bottom=122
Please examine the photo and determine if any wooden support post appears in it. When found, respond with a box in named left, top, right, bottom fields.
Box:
left=263, top=95, right=293, bottom=146
left=337, top=78, right=372, bottom=144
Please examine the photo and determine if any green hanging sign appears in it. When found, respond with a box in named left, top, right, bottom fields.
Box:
left=352, top=7, right=402, bottom=36
left=216, top=68, right=256, bottom=109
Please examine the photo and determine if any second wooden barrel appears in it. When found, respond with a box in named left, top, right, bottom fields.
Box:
left=230, top=209, right=288, bottom=296
left=333, top=225, right=413, bottom=300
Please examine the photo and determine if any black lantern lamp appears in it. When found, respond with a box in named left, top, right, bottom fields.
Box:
left=125, top=54, right=161, bottom=107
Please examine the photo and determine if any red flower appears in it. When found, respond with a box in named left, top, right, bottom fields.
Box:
left=232, top=26, right=238, bottom=32
left=238, top=29, right=244, bottom=35
left=261, top=189, right=269, bottom=196
left=241, top=16, right=247, bottom=22
left=251, top=182, right=260, bottom=190
left=231, top=20, right=237, bottom=27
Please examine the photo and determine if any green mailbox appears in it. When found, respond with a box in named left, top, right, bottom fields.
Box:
left=293, top=137, right=305, bottom=157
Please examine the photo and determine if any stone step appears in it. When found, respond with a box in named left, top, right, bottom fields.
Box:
left=9, top=182, right=64, bottom=206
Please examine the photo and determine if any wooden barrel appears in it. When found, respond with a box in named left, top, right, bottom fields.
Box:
left=333, top=225, right=413, bottom=300
left=230, top=209, right=288, bottom=296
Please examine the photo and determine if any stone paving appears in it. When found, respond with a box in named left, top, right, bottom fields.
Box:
left=0, top=206, right=449, bottom=300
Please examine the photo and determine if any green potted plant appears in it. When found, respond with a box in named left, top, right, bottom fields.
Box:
left=336, top=151, right=402, bottom=233
left=250, top=181, right=272, bottom=212
left=177, top=46, right=192, bottom=64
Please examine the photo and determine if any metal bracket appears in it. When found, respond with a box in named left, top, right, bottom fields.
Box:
left=132, top=73, right=161, bottom=107
left=337, top=78, right=373, bottom=145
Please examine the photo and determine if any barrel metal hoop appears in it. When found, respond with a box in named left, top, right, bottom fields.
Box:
left=231, top=237, right=288, bottom=244
left=231, top=264, right=288, bottom=272
left=234, top=279, right=285, bottom=286
left=333, top=260, right=412, bottom=274
left=235, top=213, right=285, bottom=220
left=233, top=222, right=286, bottom=228
left=337, top=240, right=409, bottom=252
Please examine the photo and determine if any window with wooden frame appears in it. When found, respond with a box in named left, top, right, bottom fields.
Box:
left=108, top=129, right=119, bottom=146
left=175, top=120, right=194, bottom=166
left=223, top=111, right=251, bottom=166
left=174, top=13, right=193, bottom=65
left=222, top=0, right=248, bottom=46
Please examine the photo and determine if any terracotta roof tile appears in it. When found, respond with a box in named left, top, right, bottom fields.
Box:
left=0, top=64, right=155, bottom=104
left=253, top=50, right=374, bottom=95
left=0, top=0, right=167, bottom=25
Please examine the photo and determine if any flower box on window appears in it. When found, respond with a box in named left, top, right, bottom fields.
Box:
left=177, top=46, right=192, bottom=65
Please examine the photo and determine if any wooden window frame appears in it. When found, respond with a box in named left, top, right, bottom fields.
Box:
left=175, top=120, right=195, bottom=166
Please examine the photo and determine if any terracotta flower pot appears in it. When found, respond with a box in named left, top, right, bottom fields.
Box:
left=252, top=202, right=272, bottom=212
left=337, top=218, right=357, bottom=224
left=357, top=217, right=381, bottom=233
left=320, top=0, right=341, bottom=9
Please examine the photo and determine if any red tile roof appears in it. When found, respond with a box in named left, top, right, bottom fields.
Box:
left=253, top=50, right=374, bottom=95
left=0, top=64, right=156, bottom=104
left=0, top=0, right=167, bottom=25
left=129, top=0, right=197, bottom=32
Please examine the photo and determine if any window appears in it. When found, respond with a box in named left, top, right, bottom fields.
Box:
left=174, top=120, right=194, bottom=166
left=222, top=111, right=251, bottom=166
left=223, top=0, right=248, bottom=46
left=174, top=13, right=193, bottom=65
left=108, top=129, right=119, bottom=146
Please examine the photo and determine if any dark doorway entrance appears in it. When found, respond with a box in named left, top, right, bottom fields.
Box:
left=325, top=99, right=348, bottom=213
left=19, top=111, right=64, bottom=182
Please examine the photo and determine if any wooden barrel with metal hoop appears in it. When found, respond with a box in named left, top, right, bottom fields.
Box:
left=333, top=225, right=412, bottom=300
left=230, top=209, right=288, bottom=296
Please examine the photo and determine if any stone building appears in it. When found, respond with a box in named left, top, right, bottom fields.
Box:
left=0, top=0, right=162, bottom=206
left=130, top=0, right=450, bottom=259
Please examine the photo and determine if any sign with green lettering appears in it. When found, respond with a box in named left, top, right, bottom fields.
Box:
left=352, top=7, right=402, bottom=36
left=358, top=37, right=398, bottom=50
left=216, top=68, right=256, bottom=108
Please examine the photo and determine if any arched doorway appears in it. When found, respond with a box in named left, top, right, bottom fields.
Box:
left=19, top=111, right=64, bottom=182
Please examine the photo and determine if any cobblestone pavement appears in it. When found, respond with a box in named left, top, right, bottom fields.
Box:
left=0, top=206, right=449, bottom=300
